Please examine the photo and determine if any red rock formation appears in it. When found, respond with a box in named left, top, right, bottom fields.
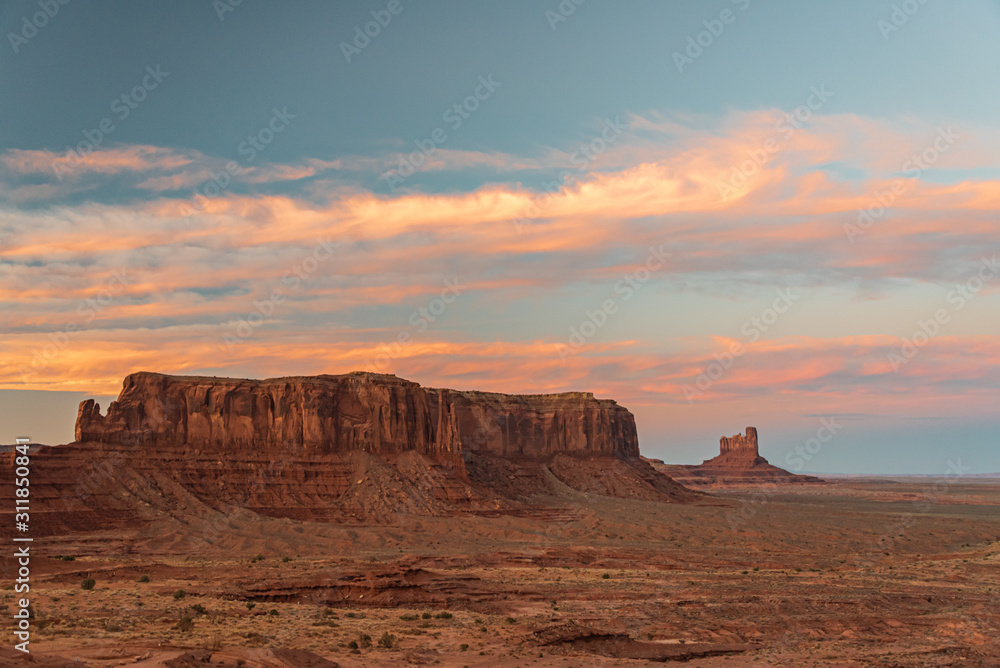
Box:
left=4, top=372, right=696, bottom=536
left=719, top=427, right=758, bottom=457
left=648, top=427, right=822, bottom=486
left=75, top=371, right=639, bottom=461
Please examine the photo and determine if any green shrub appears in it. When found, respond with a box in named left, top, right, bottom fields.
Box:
left=601, top=573, right=610, bottom=579
left=399, top=613, right=418, bottom=621
left=175, top=615, right=194, bottom=632
left=81, top=578, right=95, bottom=590
left=434, top=611, right=453, bottom=619
left=137, top=575, right=150, bottom=583
left=190, top=604, right=208, bottom=615
left=173, top=590, right=186, bottom=600
left=460, top=643, right=469, bottom=651
left=358, top=632, right=372, bottom=649
left=378, top=632, right=396, bottom=648
left=421, top=612, right=432, bottom=619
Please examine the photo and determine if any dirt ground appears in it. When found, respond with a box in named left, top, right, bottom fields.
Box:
left=5, top=478, right=1000, bottom=667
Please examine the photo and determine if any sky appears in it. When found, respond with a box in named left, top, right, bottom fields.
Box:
left=1, top=0, right=999, bottom=474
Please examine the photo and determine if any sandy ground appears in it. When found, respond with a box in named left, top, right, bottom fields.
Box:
left=4, top=478, right=1000, bottom=667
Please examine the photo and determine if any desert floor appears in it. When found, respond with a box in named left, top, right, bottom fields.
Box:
left=5, top=478, right=1000, bottom=667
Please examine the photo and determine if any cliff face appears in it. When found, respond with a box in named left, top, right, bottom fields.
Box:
left=75, top=372, right=639, bottom=461
left=5, top=372, right=694, bottom=535
left=719, top=427, right=758, bottom=457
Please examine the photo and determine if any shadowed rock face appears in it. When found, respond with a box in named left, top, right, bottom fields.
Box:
left=75, top=371, right=639, bottom=461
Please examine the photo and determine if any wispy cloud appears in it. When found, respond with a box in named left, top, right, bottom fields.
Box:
left=2, top=111, right=999, bottom=430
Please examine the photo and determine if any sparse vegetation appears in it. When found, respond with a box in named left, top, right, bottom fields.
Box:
left=378, top=631, right=397, bottom=648
left=173, top=589, right=186, bottom=600
left=81, top=578, right=95, bottom=590
left=434, top=611, right=453, bottom=619
left=175, top=615, right=194, bottom=632
left=137, top=575, right=150, bottom=583
left=358, top=632, right=372, bottom=648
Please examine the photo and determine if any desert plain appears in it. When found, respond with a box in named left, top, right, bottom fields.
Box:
left=4, top=475, right=999, bottom=667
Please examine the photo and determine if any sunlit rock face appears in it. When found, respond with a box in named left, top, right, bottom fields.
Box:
left=75, top=371, right=640, bottom=461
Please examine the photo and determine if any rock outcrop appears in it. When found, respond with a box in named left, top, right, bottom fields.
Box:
left=75, top=372, right=639, bottom=461
left=648, top=427, right=822, bottom=486
left=7, top=372, right=696, bottom=537
left=719, top=427, right=759, bottom=457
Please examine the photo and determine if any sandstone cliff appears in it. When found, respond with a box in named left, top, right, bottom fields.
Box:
left=5, top=372, right=694, bottom=536
left=75, top=371, right=639, bottom=460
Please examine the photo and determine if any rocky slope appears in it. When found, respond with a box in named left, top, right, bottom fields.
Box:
left=10, top=372, right=697, bottom=536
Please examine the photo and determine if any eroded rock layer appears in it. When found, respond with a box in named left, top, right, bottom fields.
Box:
left=4, top=372, right=697, bottom=537
left=75, top=371, right=639, bottom=461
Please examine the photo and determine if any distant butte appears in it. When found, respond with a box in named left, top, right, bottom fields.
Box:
left=647, top=427, right=823, bottom=486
